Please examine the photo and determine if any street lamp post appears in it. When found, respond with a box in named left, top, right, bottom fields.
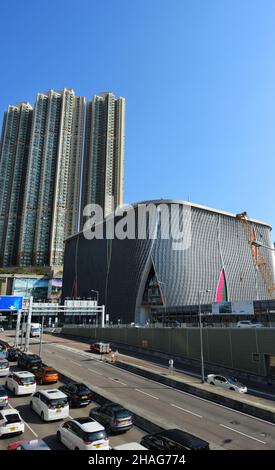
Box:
left=198, top=289, right=211, bottom=383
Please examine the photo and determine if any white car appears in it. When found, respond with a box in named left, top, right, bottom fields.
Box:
left=30, top=389, right=69, bottom=421
left=0, top=408, right=25, bottom=436
left=0, top=359, right=9, bottom=377
left=236, top=320, right=264, bottom=328
left=207, top=374, right=247, bottom=393
left=5, top=371, right=36, bottom=395
left=0, top=327, right=4, bottom=332
left=57, top=417, right=110, bottom=450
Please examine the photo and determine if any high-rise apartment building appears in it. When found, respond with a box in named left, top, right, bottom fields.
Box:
left=0, top=89, right=124, bottom=268
left=18, top=88, right=85, bottom=267
left=0, top=102, right=33, bottom=266
left=82, top=92, right=125, bottom=219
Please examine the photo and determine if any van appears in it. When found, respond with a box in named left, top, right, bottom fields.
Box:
left=90, top=342, right=111, bottom=354
left=5, top=371, right=36, bottom=395
left=30, top=389, right=69, bottom=421
left=140, top=429, right=210, bottom=450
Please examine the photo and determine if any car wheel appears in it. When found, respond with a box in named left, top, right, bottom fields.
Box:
left=41, top=411, right=44, bottom=420
left=30, top=401, right=33, bottom=410
left=13, top=388, right=16, bottom=394
left=75, top=447, right=79, bottom=450
left=57, top=431, right=61, bottom=442
left=229, top=387, right=235, bottom=391
left=210, top=382, right=215, bottom=385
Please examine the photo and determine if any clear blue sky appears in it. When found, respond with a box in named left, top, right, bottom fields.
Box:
left=1, top=0, right=274, bottom=235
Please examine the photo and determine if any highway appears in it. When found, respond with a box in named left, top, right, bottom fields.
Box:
left=0, top=334, right=144, bottom=450
left=1, top=331, right=275, bottom=450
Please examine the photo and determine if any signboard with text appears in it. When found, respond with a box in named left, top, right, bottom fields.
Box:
left=212, top=301, right=254, bottom=315
left=0, top=296, right=23, bottom=311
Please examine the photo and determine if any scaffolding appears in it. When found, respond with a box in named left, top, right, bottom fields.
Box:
left=236, top=212, right=275, bottom=297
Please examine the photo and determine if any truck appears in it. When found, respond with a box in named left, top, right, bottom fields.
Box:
left=90, top=342, right=111, bottom=354
left=22, top=323, right=41, bottom=338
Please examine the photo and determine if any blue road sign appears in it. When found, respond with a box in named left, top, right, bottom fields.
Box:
left=0, top=296, right=23, bottom=311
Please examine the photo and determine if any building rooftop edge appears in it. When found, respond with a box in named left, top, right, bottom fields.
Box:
left=65, top=199, right=272, bottom=242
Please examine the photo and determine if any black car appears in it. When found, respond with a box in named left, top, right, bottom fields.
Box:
left=7, top=348, right=21, bottom=362
left=59, top=382, right=95, bottom=407
left=17, top=353, right=42, bottom=372
left=89, top=403, right=133, bottom=433
left=140, top=429, right=210, bottom=451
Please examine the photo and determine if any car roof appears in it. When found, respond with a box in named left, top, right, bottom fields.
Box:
left=20, top=439, right=50, bottom=450
left=0, top=408, right=20, bottom=417
left=150, top=429, right=209, bottom=447
left=13, top=371, right=35, bottom=377
left=103, top=403, right=127, bottom=411
left=22, top=353, right=41, bottom=359
left=72, top=417, right=105, bottom=432
left=71, top=382, right=88, bottom=387
left=113, top=442, right=147, bottom=450
left=40, top=389, right=66, bottom=399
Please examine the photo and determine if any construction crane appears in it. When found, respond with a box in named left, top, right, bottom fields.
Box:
left=236, top=212, right=275, bottom=297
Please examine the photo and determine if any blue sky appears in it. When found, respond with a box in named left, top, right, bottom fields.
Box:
left=1, top=0, right=275, bottom=235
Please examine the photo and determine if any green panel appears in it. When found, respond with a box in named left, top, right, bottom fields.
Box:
left=62, top=327, right=275, bottom=378
left=230, top=330, right=259, bottom=374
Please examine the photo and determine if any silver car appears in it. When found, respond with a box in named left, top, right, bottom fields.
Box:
left=207, top=374, right=247, bottom=393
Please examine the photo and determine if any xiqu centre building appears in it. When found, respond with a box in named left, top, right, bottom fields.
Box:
left=62, top=200, right=275, bottom=324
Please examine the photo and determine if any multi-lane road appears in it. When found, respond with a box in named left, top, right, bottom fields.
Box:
left=1, top=331, right=275, bottom=450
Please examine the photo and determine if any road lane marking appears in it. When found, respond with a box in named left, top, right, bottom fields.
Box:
left=170, top=403, right=203, bottom=418
left=70, top=360, right=82, bottom=366
left=8, top=403, right=38, bottom=438
left=108, top=377, right=127, bottom=386
left=113, top=366, right=275, bottom=428
left=40, top=340, right=275, bottom=430
left=88, top=368, right=103, bottom=376
left=219, top=424, right=266, bottom=444
left=135, top=389, right=159, bottom=400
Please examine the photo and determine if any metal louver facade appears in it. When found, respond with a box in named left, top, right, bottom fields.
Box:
left=62, top=200, right=274, bottom=324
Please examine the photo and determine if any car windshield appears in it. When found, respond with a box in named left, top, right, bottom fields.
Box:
left=28, top=357, right=41, bottom=363
left=84, top=430, right=107, bottom=442
left=5, top=413, right=21, bottom=424
left=0, top=361, right=8, bottom=368
left=49, top=398, right=68, bottom=407
left=21, top=376, right=35, bottom=384
left=45, top=370, right=57, bottom=375
left=76, top=386, right=90, bottom=394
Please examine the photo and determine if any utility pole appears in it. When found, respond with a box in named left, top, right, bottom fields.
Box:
left=39, top=315, right=44, bottom=358
left=24, top=296, right=33, bottom=353
left=14, top=309, right=22, bottom=348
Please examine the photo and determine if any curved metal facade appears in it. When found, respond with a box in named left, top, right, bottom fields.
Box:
left=62, top=201, right=274, bottom=324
